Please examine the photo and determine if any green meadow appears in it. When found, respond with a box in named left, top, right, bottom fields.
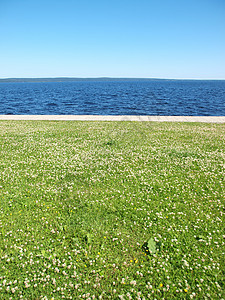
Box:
left=0, top=121, right=224, bottom=300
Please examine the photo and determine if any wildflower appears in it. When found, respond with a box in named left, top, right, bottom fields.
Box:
left=183, top=260, right=189, bottom=267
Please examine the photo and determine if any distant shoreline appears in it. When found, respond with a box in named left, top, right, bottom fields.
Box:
left=0, top=77, right=225, bottom=83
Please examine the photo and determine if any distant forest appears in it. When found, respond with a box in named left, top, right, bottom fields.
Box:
left=0, top=77, right=169, bottom=83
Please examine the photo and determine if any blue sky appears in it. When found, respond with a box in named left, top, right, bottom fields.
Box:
left=0, top=0, right=225, bottom=79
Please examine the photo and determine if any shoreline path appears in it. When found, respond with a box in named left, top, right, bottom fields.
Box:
left=0, top=115, right=224, bottom=123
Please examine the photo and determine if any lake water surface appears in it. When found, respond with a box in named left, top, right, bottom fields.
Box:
left=0, top=80, right=224, bottom=115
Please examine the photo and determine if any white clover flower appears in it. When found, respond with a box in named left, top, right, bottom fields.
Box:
left=130, top=280, right=136, bottom=286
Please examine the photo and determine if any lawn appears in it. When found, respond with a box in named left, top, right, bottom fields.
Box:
left=0, top=121, right=224, bottom=299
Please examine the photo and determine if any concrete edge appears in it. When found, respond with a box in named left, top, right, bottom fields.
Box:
left=0, top=115, right=225, bottom=123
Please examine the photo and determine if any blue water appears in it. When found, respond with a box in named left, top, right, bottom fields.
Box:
left=0, top=80, right=224, bottom=116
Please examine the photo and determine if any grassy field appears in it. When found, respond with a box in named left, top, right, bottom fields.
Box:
left=0, top=121, right=224, bottom=300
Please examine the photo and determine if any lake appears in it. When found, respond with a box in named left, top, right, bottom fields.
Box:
left=0, top=80, right=224, bottom=115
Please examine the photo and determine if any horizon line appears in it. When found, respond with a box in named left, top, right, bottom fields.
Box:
left=0, top=76, right=225, bottom=81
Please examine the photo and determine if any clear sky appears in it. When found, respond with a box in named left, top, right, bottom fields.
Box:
left=0, top=0, right=225, bottom=79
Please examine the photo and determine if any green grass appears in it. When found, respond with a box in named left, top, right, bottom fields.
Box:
left=0, top=121, right=224, bottom=300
